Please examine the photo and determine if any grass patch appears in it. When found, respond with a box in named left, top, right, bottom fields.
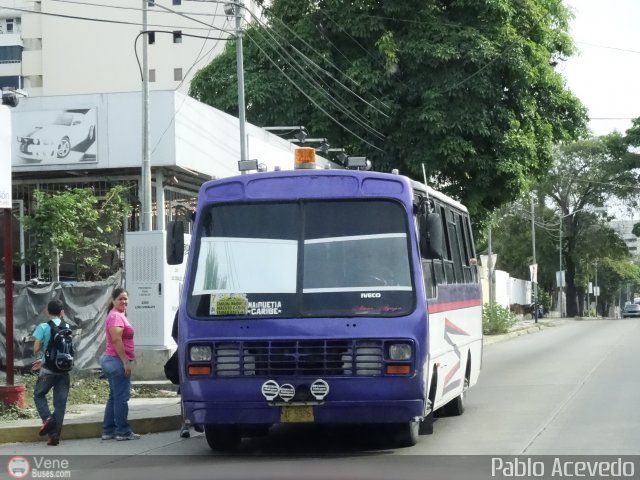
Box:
left=483, top=302, right=517, bottom=335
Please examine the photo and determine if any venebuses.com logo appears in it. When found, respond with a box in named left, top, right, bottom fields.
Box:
left=6, top=456, right=71, bottom=478
left=6, top=456, right=30, bottom=479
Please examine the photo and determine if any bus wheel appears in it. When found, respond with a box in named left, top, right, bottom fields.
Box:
left=442, top=377, right=468, bottom=417
left=392, top=419, right=419, bottom=447
left=204, top=425, right=241, bottom=451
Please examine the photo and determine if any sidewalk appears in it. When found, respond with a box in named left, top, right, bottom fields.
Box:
left=483, top=315, right=569, bottom=346
left=0, top=392, right=182, bottom=445
left=0, top=317, right=568, bottom=444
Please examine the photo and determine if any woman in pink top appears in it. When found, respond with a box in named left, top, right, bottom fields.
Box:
left=100, top=288, right=140, bottom=441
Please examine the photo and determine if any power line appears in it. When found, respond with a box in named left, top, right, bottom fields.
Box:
left=243, top=32, right=384, bottom=152
left=49, top=0, right=228, bottom=17
left=575, top=41, right=640, bottom=55
left=168, top=4, right=388, bottom=146
left=0, top=4, right=223, bottom=30
left=246, top=26, right=385, bottom=141
left=151, top=5, right=229, bottom=156
left=244, top=15, right=386, bottom=139
left=133, top=30, right=232, bottom=81
left=267, top=15, right=391, bottom=115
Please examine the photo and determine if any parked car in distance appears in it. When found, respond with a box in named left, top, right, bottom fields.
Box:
left=622, top=303, right=640, bottom=318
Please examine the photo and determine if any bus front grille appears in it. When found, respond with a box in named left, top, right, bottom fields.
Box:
left=212, top=339, right=385, bottom=376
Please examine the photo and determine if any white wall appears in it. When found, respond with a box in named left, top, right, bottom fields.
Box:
left=479, top=265, right=532, bottom=308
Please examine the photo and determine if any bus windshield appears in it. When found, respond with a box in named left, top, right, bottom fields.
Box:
left=188, top=199, right=414, bottom=319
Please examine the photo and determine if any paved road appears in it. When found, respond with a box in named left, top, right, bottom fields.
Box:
left=2, top=319, right=639, bottom=479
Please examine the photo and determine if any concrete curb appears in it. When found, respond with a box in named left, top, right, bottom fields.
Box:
left=1, top=415, right=182, bottom=444
left=483, top=319, right=569, bottom=346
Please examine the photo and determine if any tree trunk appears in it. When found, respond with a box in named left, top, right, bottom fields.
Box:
left=565, top=254, right=578, bottom=317
left=576, top=286, right=585, bottom=317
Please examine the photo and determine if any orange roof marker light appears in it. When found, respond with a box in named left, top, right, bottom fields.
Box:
left=294, top=147, right=317, bottom=169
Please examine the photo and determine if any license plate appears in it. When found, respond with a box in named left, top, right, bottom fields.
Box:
left=280, top=405, right=314, bottom=423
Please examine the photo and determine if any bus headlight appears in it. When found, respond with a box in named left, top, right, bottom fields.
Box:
left=190, top=345, right=212, bottom=361
left=388, top=343, right=412, bottom=360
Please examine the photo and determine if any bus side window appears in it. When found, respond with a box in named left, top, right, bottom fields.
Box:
left=421, top=260, right=436, bottom=299
left=455, top=213, right=472, bottom=283
left=433, top=258, right=446, bottom=285
left=463, top=216, right=478, bottom=282
left=439, top=206, right=455, bottom=283
left=447, top=215, right=464, bottom=283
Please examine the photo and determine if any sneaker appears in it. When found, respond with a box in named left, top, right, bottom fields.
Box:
left=47, top=435, right=60, bottom=446
left=180, top=425, right=190, bottom=438
left=115, top=432, right=141, bottom=441
left=193, top=424, right=204, bottom=433
left=39, top=416, right=56, bottom=436
left=101, top=433, right=115, bottom=440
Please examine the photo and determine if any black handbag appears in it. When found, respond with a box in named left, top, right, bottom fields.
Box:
left=163, top=351, right=180, bottom=384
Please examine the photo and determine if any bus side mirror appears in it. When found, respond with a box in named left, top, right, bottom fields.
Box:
left=419, top=213, right=444, bottom=259
left=166, top=221, right=185, bottom=265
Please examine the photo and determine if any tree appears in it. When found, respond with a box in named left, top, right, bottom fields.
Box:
left=483, top=191, right=636, bottom=317
left=536, top=133, right=640, bottom=317
left=190, top=0, right=587, bottom=220
left=22, top=186, right=132, bottom=281
left=478, top=195, right=560, bottom=296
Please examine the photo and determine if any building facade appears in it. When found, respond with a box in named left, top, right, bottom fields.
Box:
left=0, top=0, right=258, bottom=96
left=609, top=219, right=640, bottom=257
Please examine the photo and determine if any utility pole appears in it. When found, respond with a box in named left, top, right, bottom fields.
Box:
left=234, top=0, right=247, bottom=163
left=488, top=226, right=494, bottom=306
left=140, top=0, right=152, bottom=231
left=558, top=215, right=563, bottom=318
left=531, top=196, right=538, bottom=323
left=594, top=259, right=599, bottom=317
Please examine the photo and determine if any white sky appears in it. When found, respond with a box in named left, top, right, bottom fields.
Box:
left=559, top=0, right=640, bottom=137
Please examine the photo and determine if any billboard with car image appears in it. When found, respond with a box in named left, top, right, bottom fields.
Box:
left=13, top=108, right=97, bottom=166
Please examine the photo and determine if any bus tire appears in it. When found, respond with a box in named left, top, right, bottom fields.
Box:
left=204, top=425, right=241, bottom=451
left=442, top=377, right=468, bottom=417
left=392, top=419, right=420, bottom=447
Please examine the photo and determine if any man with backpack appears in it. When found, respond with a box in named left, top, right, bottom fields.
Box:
left=32, top=299, right=74, bottom=446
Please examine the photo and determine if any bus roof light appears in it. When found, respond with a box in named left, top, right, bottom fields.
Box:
left=294, top=147, right=317, bottom=169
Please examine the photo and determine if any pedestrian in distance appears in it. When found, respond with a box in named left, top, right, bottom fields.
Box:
left=32, top=298, right=73, bottom=446
left=100, top=287, right=140, bottom=441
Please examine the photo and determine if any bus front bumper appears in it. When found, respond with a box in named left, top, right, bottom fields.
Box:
left=185, top=399, right=424, bottom=426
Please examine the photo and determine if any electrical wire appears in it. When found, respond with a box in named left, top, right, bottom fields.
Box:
left=49, top=0, right=228, bottom=17
left=266, top=14, right=391, bottom=113
left=0, top=4, right=222, bottom=30
left=150, top=5, right=229, bottom=156
left=243, top=32, right=384, bottom=152
left=165, top=3, right=388, bottom=145
left=133, top=30, right=232, bottom=81
left=245, top=18, right=386, bottom=140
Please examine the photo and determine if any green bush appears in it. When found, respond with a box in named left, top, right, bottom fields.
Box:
left=483, top=302, right=517, bottom=335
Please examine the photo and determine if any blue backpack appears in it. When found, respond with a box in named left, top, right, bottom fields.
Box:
left=44, top=320, right=75, bottom=372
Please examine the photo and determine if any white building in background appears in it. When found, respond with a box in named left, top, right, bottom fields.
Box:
left=609, top=219, right=640, bottom=257
left=0, top=0, right=258, bottom=95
